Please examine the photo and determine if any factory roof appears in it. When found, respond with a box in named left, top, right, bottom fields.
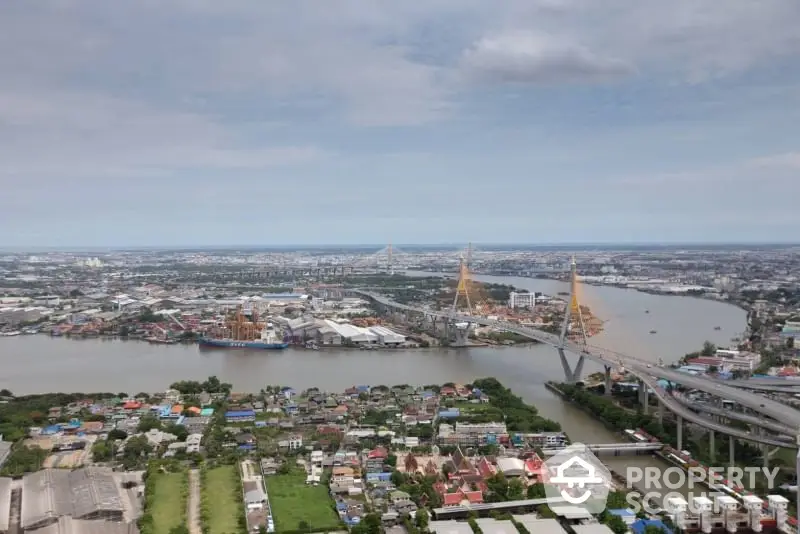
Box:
left=21, top=468, right=127, bottom=529
left=0, top=477, right=11, bottom=532
left=35, top=516, right=140, bottom=534
left=429, top=520, right=475, bottom=534
left=572, top=524, right=617, bottom=534
left=323, top=320, right=378, bottom=341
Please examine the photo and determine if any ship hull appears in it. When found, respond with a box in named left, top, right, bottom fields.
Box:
left=199, top=337, right=289, bottom=350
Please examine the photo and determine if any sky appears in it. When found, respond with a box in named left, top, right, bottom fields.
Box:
left=1, top=0, right=799, bottom=247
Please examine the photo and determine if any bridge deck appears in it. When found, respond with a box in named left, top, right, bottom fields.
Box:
left=355, top=289, right=800, bottom=447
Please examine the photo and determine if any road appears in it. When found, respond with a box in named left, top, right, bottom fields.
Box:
left=188, top=469, right=201, bottom=534
left=633, top=373, right=794, bottom=448
left=355, top=290, right=800, bottom=446
left=671, top=393, right=794, bottom=435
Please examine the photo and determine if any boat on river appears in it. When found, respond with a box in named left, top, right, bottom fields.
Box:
left=199, top=306, right=288, bottom=350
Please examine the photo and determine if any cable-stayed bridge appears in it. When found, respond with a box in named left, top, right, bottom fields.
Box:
left=351, top=257, right=800, bottom=451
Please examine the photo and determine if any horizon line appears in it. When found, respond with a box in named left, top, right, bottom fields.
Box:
left=2, top=240, right=799, bottom=253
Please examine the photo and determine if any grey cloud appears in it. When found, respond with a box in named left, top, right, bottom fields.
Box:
left=460, top=31, right=632, bottom=84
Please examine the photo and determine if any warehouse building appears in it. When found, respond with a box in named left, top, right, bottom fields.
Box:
left=321, top=320, right=378, bottom=345
left=0, top=477, right=10, bottom=534
left=21, top=467, right=142, bottom=531
left=367, top=326, right=406, bottom=346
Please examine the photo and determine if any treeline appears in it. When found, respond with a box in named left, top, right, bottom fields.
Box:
left=556, top=383, right=768, bottom=467
left=0, top=445, right=48, bottom=476
left=169, top=375, right=232, bottom=395
left=0, top=391, right=129, bottom=442
left=556, top=382, right=675, bottom=441
left=137, top=463, right=188, bottom=534
left=472, top=378, right=561, bottom=432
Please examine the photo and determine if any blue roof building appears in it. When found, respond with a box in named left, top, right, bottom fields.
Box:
left=225, top=410, right=256, bottom=422
left=630, top=519, right=672, bottom=534
left=607, top=509, right=636, bottom=525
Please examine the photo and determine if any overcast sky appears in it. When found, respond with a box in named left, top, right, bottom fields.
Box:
left=1, top=1, right=799, bottom=247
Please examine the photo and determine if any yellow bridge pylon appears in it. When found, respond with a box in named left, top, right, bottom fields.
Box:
left=451, top=254, right=473, bottom=316
left=560, top=255, right=589, bottom=347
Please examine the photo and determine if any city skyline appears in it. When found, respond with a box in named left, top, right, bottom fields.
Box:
left=1, top=1, right=799, bottom=246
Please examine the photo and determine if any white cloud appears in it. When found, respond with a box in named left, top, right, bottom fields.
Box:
left=0, top=89, right=324, bottom=186
left=461, top=31, right=632, bottom=84
left=749, top=152, right=800, bottom=170
left=612, top=151, right=800, bottom=189
left=1, top=0, right=799, bottom=202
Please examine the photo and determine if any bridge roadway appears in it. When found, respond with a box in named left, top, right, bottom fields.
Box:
left=355, top=290, right=800, bottom=446
left=541, top=442, right=663, bottom=456
left=725, top=378, right=800, bottom=392
left=670, top=393, right=794, bottom=435
left=633, top=374, right=794, bottom=448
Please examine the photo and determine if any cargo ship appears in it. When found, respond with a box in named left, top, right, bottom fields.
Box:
left=199, top=306, right=288, bottom=350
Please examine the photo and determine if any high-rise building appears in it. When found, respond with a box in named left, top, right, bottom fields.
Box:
left=508, top=291, right=537, bottom=309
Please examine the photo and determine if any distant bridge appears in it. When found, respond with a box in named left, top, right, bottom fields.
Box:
left=540, top=442, right=663, bottom=456
left=350, top=289, right=800, bottom=448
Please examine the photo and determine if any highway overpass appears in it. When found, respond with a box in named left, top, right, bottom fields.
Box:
left=354, top=290, right=800, bottom=448
left=671, top=393, right=794, bottom=435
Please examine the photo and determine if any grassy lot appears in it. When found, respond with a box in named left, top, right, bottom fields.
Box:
left=204, top=465, right=242, bottom=534
left=455, top=401, right=494, bottom=413
left=267, top=468, right=340, bottom=532
left=150, top=471, right=187, bottom=534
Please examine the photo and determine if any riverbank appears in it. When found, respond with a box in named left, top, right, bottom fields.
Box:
left=496, top=270, right=752, bottom=316
left=544, top=382, right=657, bottom=444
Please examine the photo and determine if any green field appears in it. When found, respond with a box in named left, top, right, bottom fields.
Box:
left=267, top=468, right=340, bottom=531
left=150, top=471, right=187, bottom=534
left=204, top=466, right=242, bottom=534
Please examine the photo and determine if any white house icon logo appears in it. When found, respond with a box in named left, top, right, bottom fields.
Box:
left=543, top=443, right=611, bottom=514
left=549, top=456, right=604, bottom=504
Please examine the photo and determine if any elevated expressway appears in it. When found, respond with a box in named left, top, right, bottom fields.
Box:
left=354, top=290, right=800, bottom=448
left=670, top=393, right=793, bottom=436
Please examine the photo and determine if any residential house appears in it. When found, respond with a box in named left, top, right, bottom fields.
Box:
left=225, top=410, right=256, bottom=423
left=143, top=429, right=177, bottom=448
left=186, top=434, right=202, bottom=454
left=288, top=435, right=303, bottom=451
left=331, top=466, right=355, bottom=487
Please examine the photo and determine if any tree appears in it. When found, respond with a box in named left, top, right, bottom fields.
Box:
left=606, top=515, right=628, bottom=534
left=108, top=429, right=127, bottom=441
left=644, top=526, right=668, bottom=534
left=169, top=526, right=190, bottom=534
left=701, top=341, right=716, bottom=356
left=122, top=435, right=153, bottom=463
left=91, top=440, right=113, bottom=462
left=415, top=508, right=429, bottom=530
left=390, top=470, right=407, bottom=487
left=351, top=513, right=382, bottom=534
left=526, top=483, right=546, bottom=499
left=164, top=423, right=189, bottom=442
left=137, top=414, right=161, bottom=433
left=297, top=520, right=310, bottom=532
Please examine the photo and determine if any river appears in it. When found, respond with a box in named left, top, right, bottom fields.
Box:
left=0, top=273, right=746, bottom=503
